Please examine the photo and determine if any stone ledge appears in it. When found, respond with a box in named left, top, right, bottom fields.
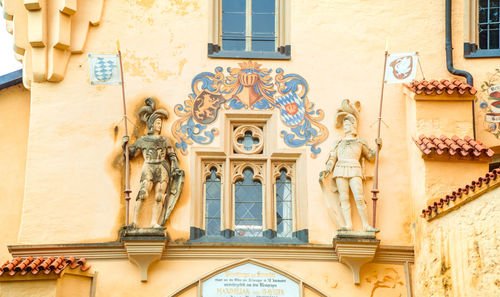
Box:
left=8, top=242, right=413, bottom=264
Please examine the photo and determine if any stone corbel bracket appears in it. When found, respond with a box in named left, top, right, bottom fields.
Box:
left=123, top=232, right=168, bottom=282
left=333, top=232, right=380, bottom=285
left=1, top=0, right=104, bottom=88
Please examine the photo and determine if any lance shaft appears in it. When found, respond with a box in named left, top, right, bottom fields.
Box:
left=371, top=49, right=388, bottom=227
left=118, top=47, right=131, bottom=226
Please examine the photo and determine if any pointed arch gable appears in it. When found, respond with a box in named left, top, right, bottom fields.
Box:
left=168, top=258, right=328, bottom=297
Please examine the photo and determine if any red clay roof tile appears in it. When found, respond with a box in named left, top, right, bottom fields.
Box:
left=0, top=256, right=90, bottom=277
left=422, top=168, right=500, bottom=220
left=406, top=79, right=477, bottom=95
left=413, top=135, right=494, bottom=160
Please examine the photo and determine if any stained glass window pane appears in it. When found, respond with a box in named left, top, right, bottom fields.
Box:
left=235, top=168, right=262, bottom=237
left=490, top=24, right=500, bottom=49
left=276, top=169, right=293, bottom=238
left=205, top=167, right=221, bottom=236
left=237, top=130, right=259, bottom=151
left=222, top=0, right=246, bottom=51
left=479, top=1, right=488, bottom=23
left=252, top=0, right=276, bottom=51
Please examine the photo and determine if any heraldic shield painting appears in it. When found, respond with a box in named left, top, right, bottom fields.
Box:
left=172, top=61, right=328, bottom=157
left=479, top=68, right=500, bottom=138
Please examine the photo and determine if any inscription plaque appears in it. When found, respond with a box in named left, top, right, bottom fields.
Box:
left=202, top=263, right=299, bottom=297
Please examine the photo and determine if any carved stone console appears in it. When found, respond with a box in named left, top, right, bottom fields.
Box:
left=122, top=228, right=168, bottom=282
left=333, top=231, right=380, bottom=285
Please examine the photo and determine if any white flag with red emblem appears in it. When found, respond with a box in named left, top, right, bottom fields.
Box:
left=384, top=52, right=418, bottom=84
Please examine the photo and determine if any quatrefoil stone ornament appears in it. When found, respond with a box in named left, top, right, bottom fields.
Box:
left=232, top=125, right=264, bottom=154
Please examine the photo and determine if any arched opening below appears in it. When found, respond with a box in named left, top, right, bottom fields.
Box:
left=169, top=259, right=328, bottom=297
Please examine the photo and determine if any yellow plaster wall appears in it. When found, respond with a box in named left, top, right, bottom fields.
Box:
left=56, top=274, right=92, bottom=297
left=414, top=99, right=474, bottom=138
left=88, top=259, right=407, bottom=297
left=0, top=280, right=57, bottom=297
left=0, top=274, right=92, bottom=297
left=405, top=91, right=491, bottom=247
left=0, top=84, right=30, bottom=260
left=424, top=161, right=489, bottom=204
left=414, top=186, right=500, bottom=297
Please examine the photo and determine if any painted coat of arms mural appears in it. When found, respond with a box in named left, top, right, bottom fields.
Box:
left=172, top=61, right=328, bottom=157
left=479, top=68, right=500, bottom=138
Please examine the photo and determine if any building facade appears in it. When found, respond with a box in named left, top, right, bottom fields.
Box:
left=0, top=0, right=499, bottom=296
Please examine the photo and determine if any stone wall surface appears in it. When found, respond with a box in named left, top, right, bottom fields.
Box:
left=415, top=187, right=500, bottom=297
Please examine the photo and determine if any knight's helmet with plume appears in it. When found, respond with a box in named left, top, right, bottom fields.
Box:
left=335, top=99, right=361, bottom=134
left=138, top=97, right=169, bottom=135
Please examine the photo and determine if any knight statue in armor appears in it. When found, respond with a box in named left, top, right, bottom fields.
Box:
left=319, top=99, right=381, bottom=232
left=123, top=98, right=184, bottom=229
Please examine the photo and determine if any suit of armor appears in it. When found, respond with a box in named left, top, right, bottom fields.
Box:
left=320, top=114, right=380, bottom=232
left=129, top=135, right=178, bottom=201
left=125, top=112, right=179, bottom=228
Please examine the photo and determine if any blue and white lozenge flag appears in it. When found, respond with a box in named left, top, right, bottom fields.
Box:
left=88, top=54, right=122, bottom=85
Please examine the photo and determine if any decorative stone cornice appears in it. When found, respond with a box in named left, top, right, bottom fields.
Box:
left=1, top=0, right=104, bottom=88
left=8, top=242, right=414, bottom=264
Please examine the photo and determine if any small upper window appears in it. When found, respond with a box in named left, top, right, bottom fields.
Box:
left=208, top=0, right=290, bottom=59
left=465, top=0, right=500, bottom=57
left=479, top=0, right=500, bottom=50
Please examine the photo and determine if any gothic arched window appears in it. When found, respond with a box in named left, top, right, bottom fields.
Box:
left=191, top=112, right=308, bottom=243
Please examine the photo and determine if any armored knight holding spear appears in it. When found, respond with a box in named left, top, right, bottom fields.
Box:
left=123, top=98, right=184, bottom=229
left=319, top=99, right=381, bottom=232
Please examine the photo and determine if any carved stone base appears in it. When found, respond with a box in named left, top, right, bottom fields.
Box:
left=333, top=232, right=380, bottom=285
left=334, top=229, right=377, bottom=239
left=122, top=227, right=168, bottom=282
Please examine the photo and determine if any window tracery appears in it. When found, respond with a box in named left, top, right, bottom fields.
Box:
left=191, top=112, right=308, bottom=243
left=232, top=125, right=264, bottom=154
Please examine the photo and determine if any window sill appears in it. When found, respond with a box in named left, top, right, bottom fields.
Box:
left=190, top=227, right=308, bottom=244
left=465, top=49, right=500, bottom=58
left=208, top=50, right=291, bottom=60
left=189, top=235, right=307, bottom=245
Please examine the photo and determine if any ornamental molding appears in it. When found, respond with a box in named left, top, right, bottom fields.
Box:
left=202, top=161, right=224, bottom=181
left=232, top=124, right=264, bottom=155
left=272, top=162, right=295, bottom=180
left=8, top=242, right=414, bottom=264
left=1, top=0, right=104, bottom=88
left=232, top=161, right=265, bottom=183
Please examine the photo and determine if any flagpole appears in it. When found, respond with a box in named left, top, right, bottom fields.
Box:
left=370, top=41, right=388, bottom=228
left=117, top=40, right=132, bottom=226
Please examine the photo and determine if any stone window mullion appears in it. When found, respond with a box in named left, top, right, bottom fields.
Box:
left=222, top=156, right=232, bottom=237
left=263, top=158, right=275, bottom=238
